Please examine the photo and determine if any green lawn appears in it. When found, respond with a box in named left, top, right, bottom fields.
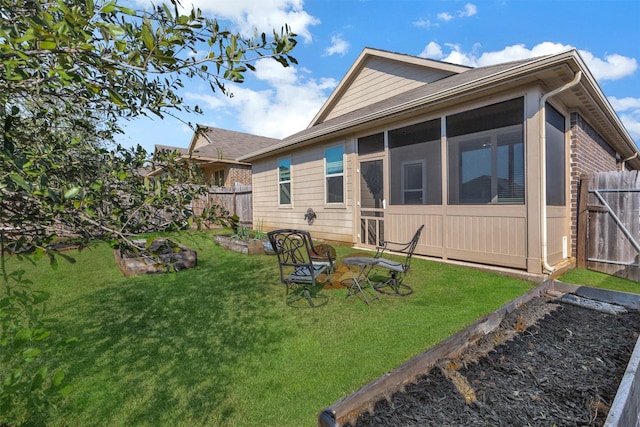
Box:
left=3, top=231, right=545, bottom=426
left=558, top=267, right=640, bottom=294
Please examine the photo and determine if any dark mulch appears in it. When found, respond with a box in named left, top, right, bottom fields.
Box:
left=350, top=297, right=640, bottom=426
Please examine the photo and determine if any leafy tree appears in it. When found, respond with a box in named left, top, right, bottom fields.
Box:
left=0, top=0, right=297, bottom=423
left=1, top=0, right=297, bottom=251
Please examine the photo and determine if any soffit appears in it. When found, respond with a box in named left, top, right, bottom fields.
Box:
left=241, top=50, right=639, bottom=167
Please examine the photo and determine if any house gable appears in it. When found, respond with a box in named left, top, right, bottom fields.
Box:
left=310, top=48, right=470, bottom=126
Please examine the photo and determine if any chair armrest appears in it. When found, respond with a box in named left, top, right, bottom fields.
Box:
left=375, top=239, right=411, bottom=257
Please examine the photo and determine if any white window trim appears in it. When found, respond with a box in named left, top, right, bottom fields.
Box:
left=278, top=157, right=292, bottom=206
left=324, top=145, right=345, bottom=205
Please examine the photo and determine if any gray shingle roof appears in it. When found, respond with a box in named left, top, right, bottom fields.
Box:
left=283, top=56, right=543, bottom=143
left=190, top=126, right=281, bottom=161
left=154, top=144, right=189, bottom=155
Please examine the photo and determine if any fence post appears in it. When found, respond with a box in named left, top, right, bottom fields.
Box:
left=576, top=174, right=589, bottom=269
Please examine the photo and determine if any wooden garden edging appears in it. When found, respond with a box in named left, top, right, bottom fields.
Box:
left=318, top=280, right=640, bottom=427
left=318, top=280, right=554, bottom=426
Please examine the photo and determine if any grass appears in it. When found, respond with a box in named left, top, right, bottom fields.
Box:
left=558, top=267, right=640, bottom=294
left=3, top=231, right=547, bottom=426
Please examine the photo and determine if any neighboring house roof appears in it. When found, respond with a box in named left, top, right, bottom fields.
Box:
left=154, top=144, right=189, bottom=156
left=240, top=48, right=640, bottom=169
left=149, top=126, right=282, bottom=177
left=187, top=125, right=281, bottom=164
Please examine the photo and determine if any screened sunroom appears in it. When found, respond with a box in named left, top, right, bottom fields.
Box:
left=244, top=48, right=639, bottom=275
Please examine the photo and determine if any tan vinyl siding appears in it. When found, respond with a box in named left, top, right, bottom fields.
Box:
left=444, top=206, right=527, bottom=269
left=547, top=207, right=568, bottom=265
left=252, top=140, right=354, bottom=242
left=387, top=208, right=444, bottom=257
left=325, top=58, right=454, bottom=121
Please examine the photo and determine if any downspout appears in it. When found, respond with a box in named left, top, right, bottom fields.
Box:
left=539, top=70, right=583, bottom=273
left=621, top=152, right=638, bottom=170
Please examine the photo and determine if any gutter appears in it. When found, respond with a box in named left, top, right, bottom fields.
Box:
left=539, top=70, right=583, bottom=273
left=240, top=52, right=581, bottom=162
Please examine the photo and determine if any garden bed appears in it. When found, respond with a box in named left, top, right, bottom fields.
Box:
left=213, top=234, right=268, bottom=255
left=114, top=238, right=197, bottom=276
left=320, top=281, right=640, bottom=426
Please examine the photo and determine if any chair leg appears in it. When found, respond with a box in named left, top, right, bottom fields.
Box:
left=286, top=284, right=328, bottom=308
left=375, top=272, right=414, bottom=296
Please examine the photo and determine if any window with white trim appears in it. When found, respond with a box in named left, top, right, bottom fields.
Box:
left=325, top=145, right=344, bottom=204
left=278, top=158, right=291, bottom=205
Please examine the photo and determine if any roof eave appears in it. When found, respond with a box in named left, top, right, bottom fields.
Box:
left=241, top=50, right=639, bottom=165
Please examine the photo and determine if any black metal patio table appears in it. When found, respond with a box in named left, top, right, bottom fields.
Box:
left=342, top=256, right=381, bottom=305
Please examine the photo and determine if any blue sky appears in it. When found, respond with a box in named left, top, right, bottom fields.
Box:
left=116, top=0, right=640, bottom=154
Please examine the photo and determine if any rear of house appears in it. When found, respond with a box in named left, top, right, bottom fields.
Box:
left=242, top=48, right=640, bottom=275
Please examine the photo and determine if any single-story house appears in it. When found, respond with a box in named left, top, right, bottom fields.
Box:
left=240, top=47, right=640, bottom=275
left=153, top=125, right=280, bottom=186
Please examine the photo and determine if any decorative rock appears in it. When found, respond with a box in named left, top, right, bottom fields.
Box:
left=263, top=240, right=276, bottom=255
left=114, top=239, right=197, bottom=276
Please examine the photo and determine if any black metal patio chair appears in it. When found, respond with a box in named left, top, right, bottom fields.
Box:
left=373, top=225, right=424, bottom=296
left=267, top=229, right=333, bottom=308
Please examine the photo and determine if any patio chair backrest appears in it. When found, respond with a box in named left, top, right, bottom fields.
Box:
left=375, top=224, right=424, bottom=272
left=267, top=229, right=323, bottom=284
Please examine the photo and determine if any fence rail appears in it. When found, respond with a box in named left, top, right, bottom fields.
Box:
left=577, top=171, right=640, bottom=281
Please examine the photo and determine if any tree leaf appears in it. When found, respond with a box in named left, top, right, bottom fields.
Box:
left=107, top=88, right=125, bottom=106
left=10, top=173, right=30, bottom=191
left=64, top=187, right=80, bottom=199
left=39, top=40, right=56, bottom=49
left=141, top=20, right=154, bottom=51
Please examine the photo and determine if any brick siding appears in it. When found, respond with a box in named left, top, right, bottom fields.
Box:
left=569, top=112, right=621, bottom=256
left=228, top=165, right=252, bottom=186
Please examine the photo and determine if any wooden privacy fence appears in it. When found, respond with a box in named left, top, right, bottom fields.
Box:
left=577, top=171, right=640, bottom=281
left=191, top=183, right=253, bottom=229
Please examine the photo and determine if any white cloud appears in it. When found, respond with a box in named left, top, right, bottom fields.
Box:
left=610, top=97, right=640, bottom=143
left=459, top=3, right=478, bottom=18
left=419, top=41, right=638, bottom=82
left=609, top=96, right=640, bottom=111
left=437, top=12, right=453, bottom=22
left=413, top=18, right=436, bottom=29
left=144, top=0, right=320, bottom=43
left=416, top=3, right=476, bottom=29
left=579, top=51, right=638, bottom=81
left=421, top=41, right=443, bottom=59
left=438, top=3, right=476, bottom=22
left=324, top=35, right=350, bottom=57
left=186, top=58, right=337, bottom=138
